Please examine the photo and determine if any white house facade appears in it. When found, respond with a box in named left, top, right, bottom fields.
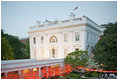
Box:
left=28, top=13, right=102, bottom=60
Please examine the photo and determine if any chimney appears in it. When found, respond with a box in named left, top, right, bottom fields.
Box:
left=69, top=12, right=75, bottom=20
left=36, top=20, right=40, bottom=25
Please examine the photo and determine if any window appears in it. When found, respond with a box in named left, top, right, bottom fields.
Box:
left=50, top=36, right=57, bottom=43
left=41, top=49, right=45, bottom=57
left=52, top=39, right=56, bottom=43
left=33, top=37, right=36, bottom=44
left=64, top=33, right=68, bottom=42
left=52, top=48, right=55, bottom=58
left=41, top=36, right=44, bottom=44
left=75, top=32, right=79, bottom=41
left=75, top=48, right=79, bottom=51
left=87, top=32, right=89, bottom=42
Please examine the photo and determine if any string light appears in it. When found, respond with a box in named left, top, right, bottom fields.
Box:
left=77, top=66, right=117, bottom=73
left=2, top=64, right=117, bottom=79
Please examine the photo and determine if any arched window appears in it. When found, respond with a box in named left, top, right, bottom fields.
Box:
left=50, top=36, right=57, bottom=43
left=75, top=32, right=79, bottom=41
left=64, top=33, right=68, bottom=42
left=41, top=36, right=44, bottom=44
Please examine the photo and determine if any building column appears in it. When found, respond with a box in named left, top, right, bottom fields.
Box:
left=18, top=70, right=22, bottom=79
left=39, top=67, right=41, bottom=78
left=36, top=34, right=40, bottom=59
left=45, top=34, right=48, bottom=58
left=69, top=31, right=73, bottom=52
left=46, top=66, right=49, bottom=78
left=58, top=32, right=62, bottom=58
left=5, top=72, right=8, bottom=77
left=82, top=29, right=87, bottom=50
left=29, top=36, right=33, bottom=59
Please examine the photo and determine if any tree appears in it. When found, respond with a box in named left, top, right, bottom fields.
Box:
left=93, top=22, right=117, bottom=70
left=24, top=38, right=30, bottom=58
left=65, top=50, right=88, bottom=68
left=1, top=37, right=14, bottom=60
left=87, top=57, right=100, bottom=69
left=4, top=34, right=25, bottom=59
left=1, top=29, right=27, bottom=59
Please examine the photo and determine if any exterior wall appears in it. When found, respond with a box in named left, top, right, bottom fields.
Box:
left=29, top=25, right=97, bottom=60
left=29, top=15, right=102, bottom=60
left=86, top=26, right=100, bottom=56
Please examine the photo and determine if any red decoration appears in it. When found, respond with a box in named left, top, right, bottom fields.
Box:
left=1, top=64, right=117, bottom=79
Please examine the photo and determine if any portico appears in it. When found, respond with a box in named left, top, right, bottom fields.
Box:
left=1, top=59, right=64, bottom=79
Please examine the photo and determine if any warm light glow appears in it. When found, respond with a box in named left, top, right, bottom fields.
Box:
left=55, top=64, right=59, bottom=67
left=23, top=69, right=29, bottom=73
left=86, top=68, right=89, bottom=71
left=33, top=68, right=37, bottom=71
left=50, top=65, right=54, bottom=68
left=1, top=64, right=117, bottom=79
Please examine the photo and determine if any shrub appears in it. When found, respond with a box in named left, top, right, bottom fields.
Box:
left=85, top=72, right=99, bottom=77
left=63, top=73, right=81, bottom=79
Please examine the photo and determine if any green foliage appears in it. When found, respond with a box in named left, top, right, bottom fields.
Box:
left=24, top=39, right=30, bottom=59
left=4, top=33, right=26, bottom=59
left=87, top=57, right=100, bottom=69
left=1, top=29, right=30, bottom=59
left=93, top=22, right=117, bottom=70
left=1, top=37, right=14, bottom=60
left=65, top=50, right=88, bottom=67
left=63, top=73, right=81, bottom=79
left=85, top=72, right=99, bottom=77
left=48, top=73, right=81, bottom=79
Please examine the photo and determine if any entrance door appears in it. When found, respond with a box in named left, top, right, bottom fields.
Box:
left=52, top=48, right=55, bottom=58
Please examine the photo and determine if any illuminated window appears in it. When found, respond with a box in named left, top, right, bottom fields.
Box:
left=64, top=33, right=68, bottom=42
left=75, top=32, right=79, bottom=41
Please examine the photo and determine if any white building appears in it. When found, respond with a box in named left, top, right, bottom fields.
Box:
left=28, top=13, right=102, bottom=60
left=1, top=13, right=105, bottom=78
